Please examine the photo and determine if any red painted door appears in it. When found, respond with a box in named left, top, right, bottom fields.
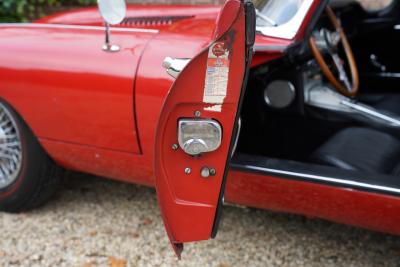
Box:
left=154, top=0, right=255, bottom=257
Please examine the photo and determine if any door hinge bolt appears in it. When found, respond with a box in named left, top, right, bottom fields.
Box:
left=172, top=144, right=178, bottom=150
left=184, top=167, right=192, bottom=174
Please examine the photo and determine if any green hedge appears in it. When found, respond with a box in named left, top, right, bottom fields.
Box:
left=0, top=0, right=97, bottom=22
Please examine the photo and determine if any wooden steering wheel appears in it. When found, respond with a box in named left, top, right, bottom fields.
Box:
left=309, top=6, right=359, bottom=97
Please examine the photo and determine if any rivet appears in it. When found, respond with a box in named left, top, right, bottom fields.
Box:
left=194, top=111, right=201, bottom=117
left=172, top=144, right=178, bottom=150
left=185, top=167, right=192, bottom=174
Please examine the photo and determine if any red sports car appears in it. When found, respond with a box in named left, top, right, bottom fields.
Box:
left=0, top=0, right=400, bottom=256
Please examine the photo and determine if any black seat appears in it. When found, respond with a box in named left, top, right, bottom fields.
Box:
left=359, top=94, right=400, bottom=115
left=374, top=95, right=400, bottom=115
left=311, top=127, right=400, bottom=175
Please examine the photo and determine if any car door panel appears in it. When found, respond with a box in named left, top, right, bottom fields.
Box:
left=154, top=0, right=255, bottom=257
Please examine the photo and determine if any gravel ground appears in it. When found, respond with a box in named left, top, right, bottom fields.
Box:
left=0, top=172, right=400, bottom=267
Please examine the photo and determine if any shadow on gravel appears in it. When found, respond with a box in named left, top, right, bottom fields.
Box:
left=1, top=171, right=400, bottom=266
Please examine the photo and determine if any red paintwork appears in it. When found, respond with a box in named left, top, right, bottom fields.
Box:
left=226, top=170, right=400, bottom=236
left=155, top=0, right=248, bottom=254
left=0, top=25, right=154, bottom=153
left=1, top=0, right=400, bottom=245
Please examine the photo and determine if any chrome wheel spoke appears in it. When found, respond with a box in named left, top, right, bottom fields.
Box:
left=0, top=152, right=15, bottom=161
left=0, top=146, right=20, bottom=155
left=10, top=154, right=20, bottom=167
left=3, top=134, right=17, bottom=139
left=0, top=112, right=6, bottom=122
left=0, top=164, right=10, bottom=176
left=0, top=141, right=20, bottom=148
left=3, top=126, right=13, bottom=134
left=0, top=120, right=10, bottom=128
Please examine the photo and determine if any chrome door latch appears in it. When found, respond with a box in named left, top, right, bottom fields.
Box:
left=178, top=119, right=222, bottom=156
left=162, top=57, right=190, bottom=78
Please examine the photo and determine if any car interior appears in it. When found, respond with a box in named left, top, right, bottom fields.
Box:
left=233, top=0, right=400, bottom=194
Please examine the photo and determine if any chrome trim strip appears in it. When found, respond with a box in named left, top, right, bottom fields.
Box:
left=0, top=23, right=159, bottom=34
left=341, top=100, right=400, bottom=126
left=253, top=45, right=287, bottom=52
left=235, top=164, right=400, bottom=194
left=369, top=72, right=400, bottom=78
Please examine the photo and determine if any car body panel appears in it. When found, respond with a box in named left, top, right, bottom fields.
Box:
left=226, top=169, right=400, bottom=236
left=0, top=24, right=156, bottom=153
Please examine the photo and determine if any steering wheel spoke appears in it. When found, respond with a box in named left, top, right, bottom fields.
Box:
left=331, top=53, right=352, bottom=91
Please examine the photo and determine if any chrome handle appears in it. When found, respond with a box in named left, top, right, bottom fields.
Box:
left=162, top=57, right=190, bottom=78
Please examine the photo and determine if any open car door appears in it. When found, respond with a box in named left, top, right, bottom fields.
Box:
left=154, top=0, right=255, bottom=257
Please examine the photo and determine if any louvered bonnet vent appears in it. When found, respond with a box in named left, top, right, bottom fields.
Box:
left=120, top=15, right=194, bottom=27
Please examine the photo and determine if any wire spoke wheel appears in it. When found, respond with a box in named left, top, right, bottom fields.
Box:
left=0, top=103, right=22, bottom=189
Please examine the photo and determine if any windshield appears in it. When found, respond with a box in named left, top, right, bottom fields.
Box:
left=254, top=0, right=314, bottom=39
left=254, top=0, right=304, bottom=27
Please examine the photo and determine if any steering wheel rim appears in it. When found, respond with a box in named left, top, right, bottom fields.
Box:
left=309, top=6, right=359, bottom=97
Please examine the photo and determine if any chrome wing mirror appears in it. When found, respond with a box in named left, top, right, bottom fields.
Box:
left=97, top=0, right=127, bottom=52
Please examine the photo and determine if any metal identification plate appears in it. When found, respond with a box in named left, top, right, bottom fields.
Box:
left=203, top=41, right=230, bottom=108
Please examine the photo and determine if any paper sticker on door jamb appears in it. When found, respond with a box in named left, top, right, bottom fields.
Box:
left=203, top=41, right=231, bottom=108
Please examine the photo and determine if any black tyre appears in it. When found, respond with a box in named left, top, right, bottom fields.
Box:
left=0, top=100, right=62, bottom=212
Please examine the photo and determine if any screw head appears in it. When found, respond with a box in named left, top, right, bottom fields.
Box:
left=194, top=111, right=201, bottom=117
left=172, top=144, right=178, bottom=150
left=184, top=167, right=192, bottom=174
left=209, top=168, right=216, bottom=176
